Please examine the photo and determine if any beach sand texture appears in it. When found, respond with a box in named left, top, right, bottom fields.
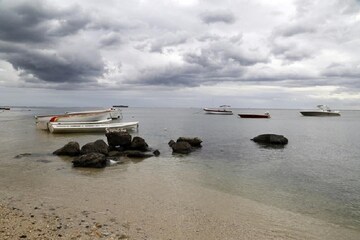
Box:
left=0, top=157, right=359, bottom=240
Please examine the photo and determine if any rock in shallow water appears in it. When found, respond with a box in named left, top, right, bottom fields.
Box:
left=80, top=139, right=109, bottom=155
left=53, top=142, right=80, bottom=156
left=251, top=134, right=288, bottom=145
left=171, top=141, right=192, bottom=154
left=72, top=153, right=107, bottom=168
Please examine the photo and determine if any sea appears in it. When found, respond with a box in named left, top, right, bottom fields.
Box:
left=0, top=107, right=359, bottom=231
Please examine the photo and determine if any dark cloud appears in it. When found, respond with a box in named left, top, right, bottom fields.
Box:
left=0, top=1, right=90, bottom=43
left=0, top=42, right=105, bottom=85
left=184, top=42, right=268, bottom=68
left=99, top=33, right=122, bottom=47
left=199, top=10, right=236, bottom=24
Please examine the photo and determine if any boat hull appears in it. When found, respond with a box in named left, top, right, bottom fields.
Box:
left=48, top=121, right=139, bottom=133
left=238, top=114, right=270, bottom=118
left=300, top=111, right=340, bottom=116
left=203, top=108, right=233, bottom=115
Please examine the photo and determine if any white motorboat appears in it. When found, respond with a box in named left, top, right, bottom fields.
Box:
left=48, top=121, right=139, bottom=133
left=35, top=109, right=112, bottom=130
left=300, top=105, right=340, bottom=116
left=203, top=105, right=233, bottom=115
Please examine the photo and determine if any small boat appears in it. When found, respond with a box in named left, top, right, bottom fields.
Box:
left=203, top=105, right=233, bottom=115
left=113, top=105, right=128, bottom=108
left=300, top=105, right=340, bottom=117
left=35, top=109, right=112, bottom=130
left=0, top=107, right=10, bottom=110
left=48, top=121, right=139, bottom=133
left=238, top=112, right=270, bottom=119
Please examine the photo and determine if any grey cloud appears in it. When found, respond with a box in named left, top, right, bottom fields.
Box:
left=322, top=63, right=360, bottom=79
left=275, top=24, right=316, bottom=37
left=148, top=32, right=189, bottom=52
left=1, top=42, right=105, bottom=85
left=185, top=42, right=268, bottom=68
left=199, top=10, right=236, bottom=24
left=99, top=33, right=122, bottom=47
left=128, top=65, right=203, bottom=87
left=0, top=1, right=90, bottom=43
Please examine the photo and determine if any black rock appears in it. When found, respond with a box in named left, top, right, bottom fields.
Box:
left=177, top=137, right=202, bottom=147
left=72, top=153, right=107, bottom=168
left=105, top=131, right=132, bottom=149
left=53, top=142, right=80, bottom=156
left=130, top=136, right=149, bottom=151
left=171, top=141, right=192, bottom=154
left=251, top=134, right=288, bottom=145
left=153, top=149, right=160, bottom=156
left=123, top=150, right=154, bottom=158
left=168, top=140, right=175, bottom=147
left=80, top=139, right=109, bottom=155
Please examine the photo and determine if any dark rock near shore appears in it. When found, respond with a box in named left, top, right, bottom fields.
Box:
left=123, top=150, right=154, bottom=158
left=177, top=137, right=202, bottom=147
left=153, top=149, right=160, bottom=156
left=251, top=134, right=288, bottom=145
left=171, top=141, right=192, bottom=154
left=80, top=139, right=109, bottom=155
left=130, top=136, right=148, bottom=151
left=72, top=153, right=107, bottom=168
left=168, top=140, right=175, bottom=147
left=53, top=142, right=80, bottom=156
left=105, top=131, right=132, bottom=149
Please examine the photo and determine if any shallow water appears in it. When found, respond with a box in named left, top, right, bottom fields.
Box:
left=0, top=107, right=359, bottom=230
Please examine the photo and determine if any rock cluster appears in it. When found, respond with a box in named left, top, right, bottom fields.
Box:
left=53, top=131, right=158, bottom=168
left=168, top=137, right=203, bottom=154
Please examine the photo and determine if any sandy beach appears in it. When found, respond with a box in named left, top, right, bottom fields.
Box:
left=1, top=156, right=359, bottom=240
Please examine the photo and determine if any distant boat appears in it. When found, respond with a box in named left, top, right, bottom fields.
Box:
left=0, top=107, right=10, bottom=110
left=48, top=121, right=139, bottom=133
left=112, top=105, right=128, bottom=108
left=203, top=105, right=233, bottom=115
left=300, top=105, right=340, bottom=117
left=35, top=109, right=113, bottom=130
left=238, top=112, right=270, bottom=119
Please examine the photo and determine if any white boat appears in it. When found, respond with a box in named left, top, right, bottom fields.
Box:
left=48, top=121, right=139, bottom=133
left=300, top=105, right=340, bottom=116
left=35, top=109, right=112, bottom=130
left=109, top=107, right=122, bottom=119
left=203, top=105, right=233, bottom=115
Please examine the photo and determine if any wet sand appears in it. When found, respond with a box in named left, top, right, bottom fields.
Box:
left=1, top=157, right=360, bottom=240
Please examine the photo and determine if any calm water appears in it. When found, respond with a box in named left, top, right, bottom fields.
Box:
left=0, top=107, right=360, bottom=230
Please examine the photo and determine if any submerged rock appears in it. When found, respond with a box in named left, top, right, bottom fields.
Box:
left=123, top=150, right=154, bottom=158
left=72, top=153, right=107, bottom=168
left=176, top=137, right=202, bottom=147
left=53, top=142, right=80, bottom=156
left=251, top=134, right=288, bottom=145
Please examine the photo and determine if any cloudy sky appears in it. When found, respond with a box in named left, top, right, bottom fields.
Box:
left=1, top=0, right=360, bottom=108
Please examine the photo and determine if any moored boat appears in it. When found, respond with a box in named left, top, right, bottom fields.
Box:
left=35, top=109, right=112, bottom=130
left=48, top=121, right=139, bottom=133
left=300, top=105, right=340, bottom=117
left=238, top=112, right=270, bottom=119
left=203, top=105, right=233, bottom=115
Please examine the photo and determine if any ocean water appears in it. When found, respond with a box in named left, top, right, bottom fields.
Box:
left=0, top=107, right=359, bottom=230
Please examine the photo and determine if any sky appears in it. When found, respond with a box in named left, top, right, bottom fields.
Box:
left=1, top=0, right=360, bottom=108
